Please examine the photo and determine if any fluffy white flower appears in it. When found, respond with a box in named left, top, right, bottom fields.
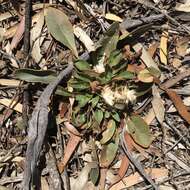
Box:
left=101, top=86, right=114, bottom=106
left=126, top=89, right=137, bottom=103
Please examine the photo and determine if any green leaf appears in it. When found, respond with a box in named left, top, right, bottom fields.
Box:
left=113, top=71, right=135, bottom=80
left=100, top=120, right=116, bottom=144
left=126, top=115, right=152, bottom=148
left=56, top=86, right=72, bottom=97
left=112, top=112, right=120, bottom=122
left=94, top=109, right=104, bottom=124
left=15, top=69, right=56, bottom=83
left=90, top=96, right=100, bottom=108
left=45, top=7, right=78, bottom=57
left=93, top=23, right=119, bottom=68
left=70, top=81, right=90, bottom=90
left=100, top=141, right=118, bottom=167
left=108, top=50, right=123, bottom=67
left=73, top=73, right=92, bottom=83
left=100, top=70, right=114, bottom=84
left=90, top=166, right=99, bottom=185
left=76, top=94, right=92, bottom=108
left=105, top=111, right=111, bottom=119
left=75, top=60, right=91, bottom=71
left=75, top=113, right=86, bottom=127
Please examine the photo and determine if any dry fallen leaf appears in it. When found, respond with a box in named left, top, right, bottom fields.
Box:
left=160, top=31, right=168, bottom=65
left=58, top=128, right=81, bottom=173
left=133, top=43, right=159, bottom=70
left=175, top=37, right=189, bottom=57
left=0, top=98, right=22, bottom=113
left=0, top=79, right=20, bottom=86
left=30, top=11, right=45, bottom=65
left=73, top=26, right=95, bottom=52
left=152, top=85, right=165, bottom=124
left=105, top=13, right=123, bottom=22
left=109, top=168, right=168, bottom=190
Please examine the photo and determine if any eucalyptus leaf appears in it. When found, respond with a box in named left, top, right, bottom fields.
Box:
left=126, top=115, right=152, bottom=148
left=15, top=69, right=56, bottom=83
left=45, top=7, right=78, bottom=57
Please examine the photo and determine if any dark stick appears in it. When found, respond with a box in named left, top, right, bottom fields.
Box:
left=120, top=14, right=164, bottom=30
left=23, top=0, right=32, bottom=57
left=22, top=0, right=32, bottom=129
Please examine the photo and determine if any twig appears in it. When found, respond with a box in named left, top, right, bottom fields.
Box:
left=134, top=0, right=190, bottom=34
left=23, top=0, right=32, bottom=57
left=22, top=0, right=32, bottom=129
left=120, top=14, right=164, bottom=30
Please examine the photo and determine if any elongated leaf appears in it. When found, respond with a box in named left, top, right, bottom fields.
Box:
left=94, top=109, right=104, bottom=124
left=93, top=23, right=119, bottom=68
left=45, top=7, right=78, bottom=57
left=113, top=71, right=135, bottom=80
left=100, top=141, right=118, bottom=167
left=108, top=50, right=122, bottom=67
left=126, top=115, right=152, bottom=148
left=15, top=69, right=56, bottom=83
left=69, top=80, right=90, bottom=90
left=90, top=96, right=100, bottom=108
left=75, top=60, right=91, bottom=71
left=90, top=166, right=100, bottom=185
left=76, top=94, right=92, bottom=108
left=100, top=120, right=116, bottom=144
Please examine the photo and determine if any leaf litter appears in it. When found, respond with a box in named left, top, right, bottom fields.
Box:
left=0, top=0, right=190, bottom=189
